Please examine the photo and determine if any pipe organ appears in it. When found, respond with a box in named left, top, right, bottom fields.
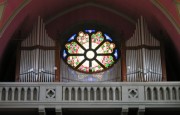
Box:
left=126, top=16, right=165, bottom=82
left=16, top=16, right=167, bottom=82
left=18, top=17, right=56, bottom=82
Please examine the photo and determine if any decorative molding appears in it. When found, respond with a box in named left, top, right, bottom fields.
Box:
left=128, top=88, right=138, bottom=99
left=45, top=2, right=136, bottom=25
left=46, top=88, right=56, bottom=99
left=151, top=0, right=180, bottom=34
left=0, top=0, right=31, bottom=37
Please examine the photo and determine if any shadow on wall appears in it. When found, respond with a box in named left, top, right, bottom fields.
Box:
left=164, top=36, right=180, bottom=81
left=0, top=40, right=18, bottom=82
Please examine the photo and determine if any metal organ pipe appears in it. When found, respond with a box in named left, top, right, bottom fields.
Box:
left=150, top=50, right=153, bottom=81
left=46, top=53, right=48, bottom=82
left=126, top=16, right=162, bottom=82
left=134, top=50, right=137, bottom=81
left=153, top=51, right=155, bottom=81
left=25, top=51, right=27, bottom=82
left=136, top=19, right=140, bottom=81
left=157, top=51, right=160, bottom=81
left=153, top=50, right=155, bottom=81
left=137, top=26, right=141, bottom=81
left=126, top=51, right=129, bottom=81
left=27, top=51, right=29, bottom=82
left=19, top=16, right=56, bottom=82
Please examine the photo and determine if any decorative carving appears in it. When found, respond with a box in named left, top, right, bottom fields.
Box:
left=46, top=89, right=56, bottom=99
left=128, top=89, right=138, bottom=99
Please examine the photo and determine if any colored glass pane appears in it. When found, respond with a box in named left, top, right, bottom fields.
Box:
left=104, top=34, right=112, bottom=41
left=96, top=42, right=115, bottom=54
left=85, top=29, right=95, bottom=33
left=91, top=32, right=104, bottom=49
left=91, top=60, right=103, bottom=72
left=78, top=60, right=89, bottom=72
left=65, top=42, right=84, bottom=54
left=77, top=31, right=89, bottom=49
left=86, top=50, right=95, bottom=59
left=63, top=50, right=67, bottom=58
left=68, top=34, right=76, bottom=42
left=63, top=30, right=119, bottom=74
left=67, top=56, right=84, bottom=67
left=114, top=49, right=118, bottom=59
left=96, top=56, right=114, bottom=68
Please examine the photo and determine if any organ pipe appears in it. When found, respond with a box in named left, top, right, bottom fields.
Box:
left=19, top=16, right=56, bottom=82
left=126, top=16, right=163, bottom=82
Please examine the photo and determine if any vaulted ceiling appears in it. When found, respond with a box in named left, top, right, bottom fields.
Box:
left=0, top=0, right=179, bottom=61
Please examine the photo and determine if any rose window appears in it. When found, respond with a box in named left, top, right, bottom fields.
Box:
left=62, top=30, right=119, bottom=73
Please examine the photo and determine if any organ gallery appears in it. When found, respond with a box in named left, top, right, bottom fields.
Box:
left=0, top=1, right=179, bottom=115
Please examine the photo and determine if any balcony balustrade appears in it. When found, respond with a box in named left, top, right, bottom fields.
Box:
left=0, top=82, right=180, bottom=109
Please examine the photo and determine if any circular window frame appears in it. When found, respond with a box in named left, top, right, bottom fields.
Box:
left=61, top=29, right=120, bottom=74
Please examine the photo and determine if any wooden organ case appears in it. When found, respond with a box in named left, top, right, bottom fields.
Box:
left=16, top=17, right=60, bottom=82
left=125, top=17, right=166, bottom=82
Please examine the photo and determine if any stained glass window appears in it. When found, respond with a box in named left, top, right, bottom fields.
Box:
left=62, top=30, right=119, bottom=73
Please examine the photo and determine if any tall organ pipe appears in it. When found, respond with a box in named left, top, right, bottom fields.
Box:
left=126, top=16, right=162, bottom=82
left=19, top=16, right=56, bottom=82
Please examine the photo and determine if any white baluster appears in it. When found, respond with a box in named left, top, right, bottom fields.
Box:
left=5, top=87, right=8, bottom=101
left=18, top=87, right=21, bottom=101
left=68, top=87, right=72, bottom=101
left=75, top=87, right=78, bottom=101
left=175, top=87, right=179, bottom=100
left=63, top=87, right=65, bottom=101
left=112, top=87, right=115, bottom=101
left=31, top=87, right=34, bottom=101
left=24, top=87, right=27, bottom=101
left=81, top=87, right=84, bottom=101
left=93, top=87, right=97, bottom=101
left=106, top=87, right=109, bottom=101
left=11, top=87, right=15, bottom=101
left=0, top=87, right=2, bottom=101
left=163, top=87, right=167, bottom=100
left=87, top=87, right=90, bottom=101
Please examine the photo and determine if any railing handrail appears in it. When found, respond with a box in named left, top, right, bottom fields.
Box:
left=0, top=82, right=180, bottom=86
